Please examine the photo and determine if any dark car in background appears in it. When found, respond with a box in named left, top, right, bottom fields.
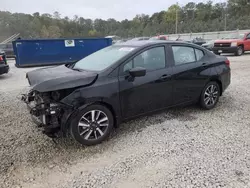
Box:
left=0, top=43, right=15, bottom=58
left=192, top=38, right=206, bottom=46
left=22, top=41, right=231, bottom=146
left=0, top=51, right=9, bottom=75
left=130, top=37, right=150, bottom=41
left=202, top=40, right=215, bottom=51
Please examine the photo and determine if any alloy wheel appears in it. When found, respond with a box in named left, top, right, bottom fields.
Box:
left=78, top=110, right=109, bottom=140
left=238, top=47, right=243, bottom=56
left=204, top=84, right=219, bottom=106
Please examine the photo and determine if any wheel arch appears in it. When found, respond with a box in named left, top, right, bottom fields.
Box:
left=238, top=43, right=244, bottom=50
left=93, top=101, right=118, bottom=128
left=209, top=78, right=223, bottom=96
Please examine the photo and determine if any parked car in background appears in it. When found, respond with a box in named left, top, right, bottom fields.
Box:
left=0, top=43, right=15, bottom=58
left=150, top=35, right=168, bottom=40
left=0, top=51, right=9, bottom=75
left=202, top=40, right=215, bottom=51
left=115, top=39, right=128, bottom=44
left=22, top=40, right=231, bottom=146
left=212, top=32, right=250, bottom=56
left=192, top=38, right=206, bottom=46
left=129, top=37, right=150, bottom=41
left=105, top=35, right=121, bottom=44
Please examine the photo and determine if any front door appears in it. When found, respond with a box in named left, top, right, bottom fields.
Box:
left=245, top=33, right=250, bottom=51
left=119, top=46, right=173, bottom=119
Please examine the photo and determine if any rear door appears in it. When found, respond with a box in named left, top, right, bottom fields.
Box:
left=170, top=45, right=209, bottom=105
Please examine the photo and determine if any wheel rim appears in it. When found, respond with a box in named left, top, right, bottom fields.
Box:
left=238, top=47, right=243, bottom=55
left=78, top=110, right=109, bottom=140
left=204, top=85, right=219, bottom=106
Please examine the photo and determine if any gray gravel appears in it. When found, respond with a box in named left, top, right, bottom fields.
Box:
left=0, top=55, right=250, bottom=188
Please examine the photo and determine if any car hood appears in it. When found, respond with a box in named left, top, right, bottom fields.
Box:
left=26, top=65, right=98, bottom=92
left=215, top=39, right=240, bottom=43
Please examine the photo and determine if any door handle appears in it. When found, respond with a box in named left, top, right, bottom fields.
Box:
left=202, top=62, right=208, bottom=66
left=157, top=74, right=171, bottom=82
left=160, top=74, right=170, bottom=79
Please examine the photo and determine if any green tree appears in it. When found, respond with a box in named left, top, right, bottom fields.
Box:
left=0, top=0, right=249, bottom=40
left=40, top=25, right=49, bottom=38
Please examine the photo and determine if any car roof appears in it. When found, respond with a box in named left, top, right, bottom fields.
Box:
left=114, top=40, right=190, bottom=47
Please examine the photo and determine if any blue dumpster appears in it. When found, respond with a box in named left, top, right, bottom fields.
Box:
left=13, top=38, right=112, bottom=68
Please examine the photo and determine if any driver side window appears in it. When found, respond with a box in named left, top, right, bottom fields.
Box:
left=247, top=33, right=250, bottom=39
left=123, top=46, right=166, bottom=72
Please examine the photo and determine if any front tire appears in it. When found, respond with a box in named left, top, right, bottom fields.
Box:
left=235, top=46, right=244, bottom=56
left=200, top=82, right=220, bottom=110
left=70, top=104, right=114, bottom=146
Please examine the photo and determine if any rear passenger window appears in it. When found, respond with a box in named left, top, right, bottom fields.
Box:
left=172, top=46, right=196, bottom=65
left=195, top=49, right=204, bottom=61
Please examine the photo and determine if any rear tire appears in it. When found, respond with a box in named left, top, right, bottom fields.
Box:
left=235, top=46, right=244, bottom=56
left=200, top=82, right=220, bottom=110
left=70, top=104, right=114, bottom=146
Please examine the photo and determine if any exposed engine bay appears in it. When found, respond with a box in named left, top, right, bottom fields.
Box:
left=21, top=90, right=73, bottom=138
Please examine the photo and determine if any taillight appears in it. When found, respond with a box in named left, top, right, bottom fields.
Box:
left=225, top=59, right=230, bottom=67
left=0, top=56, right=3, bottom=61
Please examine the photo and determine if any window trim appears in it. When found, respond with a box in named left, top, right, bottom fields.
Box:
left=171, top=44, right=205, bottom=66
left=119, top=45, right=168, bottom=76
left=194, top=48, right=205, bottom=61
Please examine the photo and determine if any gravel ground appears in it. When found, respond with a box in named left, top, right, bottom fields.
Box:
left=0, top=55, right=250, bottom=188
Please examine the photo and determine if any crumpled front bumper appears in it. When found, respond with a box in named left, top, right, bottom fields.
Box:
left=22, top=94, right=45, bottom=126
left=21, top=93, right=65, bottom=138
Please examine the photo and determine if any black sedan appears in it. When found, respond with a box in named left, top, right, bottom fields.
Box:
left=22, top=41, right=231, bottom=146
left=0, top=51, right=9, bottom=75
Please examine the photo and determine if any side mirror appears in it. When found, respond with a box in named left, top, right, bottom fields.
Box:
left=129, top=67, right=146, bottom=77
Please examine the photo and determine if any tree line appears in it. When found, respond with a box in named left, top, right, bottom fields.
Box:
left=0, top=0, right=250, bottom=41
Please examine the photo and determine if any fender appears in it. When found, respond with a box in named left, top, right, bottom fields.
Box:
left=60, top=102, right=95, bottom=136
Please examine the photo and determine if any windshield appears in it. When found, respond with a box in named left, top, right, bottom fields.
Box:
left=73, top=46, right=136, bottom=71
left=223, top=33, right=245, bottom=39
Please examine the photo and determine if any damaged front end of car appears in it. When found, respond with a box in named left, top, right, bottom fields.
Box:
left=20, top=65, right=98, bottom=138
left=21, top=89, right=75, bottom=138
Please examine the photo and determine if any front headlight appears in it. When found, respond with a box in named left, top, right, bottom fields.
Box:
left=231, top=42, right=237, bottom=47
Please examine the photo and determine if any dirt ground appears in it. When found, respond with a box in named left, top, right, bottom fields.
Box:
left=0, top=54, right=250, bottom=188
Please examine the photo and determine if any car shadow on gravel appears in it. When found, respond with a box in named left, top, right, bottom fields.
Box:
left=113, top=105, right=200, bottom=137
left=0, top=74, right=11, bottom=80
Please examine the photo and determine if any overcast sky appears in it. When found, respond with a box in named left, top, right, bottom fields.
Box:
left=1, top=0, right=225, bottom=21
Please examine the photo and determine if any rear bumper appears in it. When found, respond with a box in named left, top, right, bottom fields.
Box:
left=212, top=47, right=237, bottom=53
left=0, top=64, right=9, bottom=75
left=221, top=69, right=231, bottom=93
